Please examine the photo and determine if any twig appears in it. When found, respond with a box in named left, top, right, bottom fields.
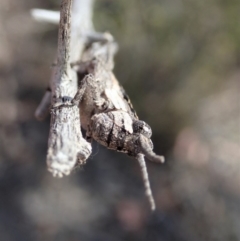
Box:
left=34, top=88, right=51, bottom=120
left=30, top=9, right=60, bottom=24
left=46, top=0, right=93, bottom=177
left=33, top=1, right=96, bottom=119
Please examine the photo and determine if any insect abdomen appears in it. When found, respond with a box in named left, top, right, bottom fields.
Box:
left=90, top=111, right=134, bottom=152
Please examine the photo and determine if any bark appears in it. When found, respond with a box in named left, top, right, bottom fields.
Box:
left=46, top=0, right=93, bottom=177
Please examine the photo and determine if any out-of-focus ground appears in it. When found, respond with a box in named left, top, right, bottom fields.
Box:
left=0, top=0, right=239, bottom=240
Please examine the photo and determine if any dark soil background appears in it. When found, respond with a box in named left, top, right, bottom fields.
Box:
left=0, top=0, right=239, bottom=240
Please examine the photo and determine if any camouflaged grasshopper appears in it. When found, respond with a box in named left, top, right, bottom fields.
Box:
left=42, top=38, right=164, bottom=210
left=32, top=2, right=163, bottom=210
left=68, top=40, right=165, bottom=210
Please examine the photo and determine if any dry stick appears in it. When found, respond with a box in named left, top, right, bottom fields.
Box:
left=35, top=88, right=51, bottom=121
left=34, top=31, right=113, bottom=120
left=32, top=6, right=102, bottom=120
left=35, top=63, right=57, bottom=121
left=30, top=9, right=60, bottom=24
left=47, top=0, right=93, bottom=177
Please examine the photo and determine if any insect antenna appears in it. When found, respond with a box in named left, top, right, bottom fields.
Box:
left=136, top=154, right=156, bottom=211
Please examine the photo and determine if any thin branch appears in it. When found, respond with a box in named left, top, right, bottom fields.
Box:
left=30, top=9, right=60, bottom=24
left=47, top=0, right=93, bottom=177
left=34, top=88, right=51, bottom=120
left=56, top=0, right=71, bottom=75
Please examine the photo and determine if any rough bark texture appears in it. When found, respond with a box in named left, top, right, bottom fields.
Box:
left=47, top=0, right=93, bottom=177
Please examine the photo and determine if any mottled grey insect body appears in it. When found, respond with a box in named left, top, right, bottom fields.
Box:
left=89, top=111, right=133, bottom=152
left=87, top=110, right=163, bottom=164
left=71, top=46, right=164, bottom=210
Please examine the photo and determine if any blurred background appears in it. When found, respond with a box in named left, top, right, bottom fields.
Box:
left=0, top=0, right=239, bottom=240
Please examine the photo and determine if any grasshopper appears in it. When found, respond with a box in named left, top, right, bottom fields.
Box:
left=46, top=38, right=164, bottom=210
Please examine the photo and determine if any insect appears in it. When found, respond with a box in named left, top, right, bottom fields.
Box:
left=87, top=110, right=164, bottom=164
left=51, top=40, right=165, bottom=210
left=87, top=111, right=164, bottom=211
left=72, top=54, right=164, bottom=164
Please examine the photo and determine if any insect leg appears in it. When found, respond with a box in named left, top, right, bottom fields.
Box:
left=71, top=75, right=88, bottom=105
left=136, top=153, right=156, bottom=211
left=139, top=135, right=165, bottom=163
left=94, top=98, right=114, bottom=112
left=86, top=124, right=93, bottom=143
